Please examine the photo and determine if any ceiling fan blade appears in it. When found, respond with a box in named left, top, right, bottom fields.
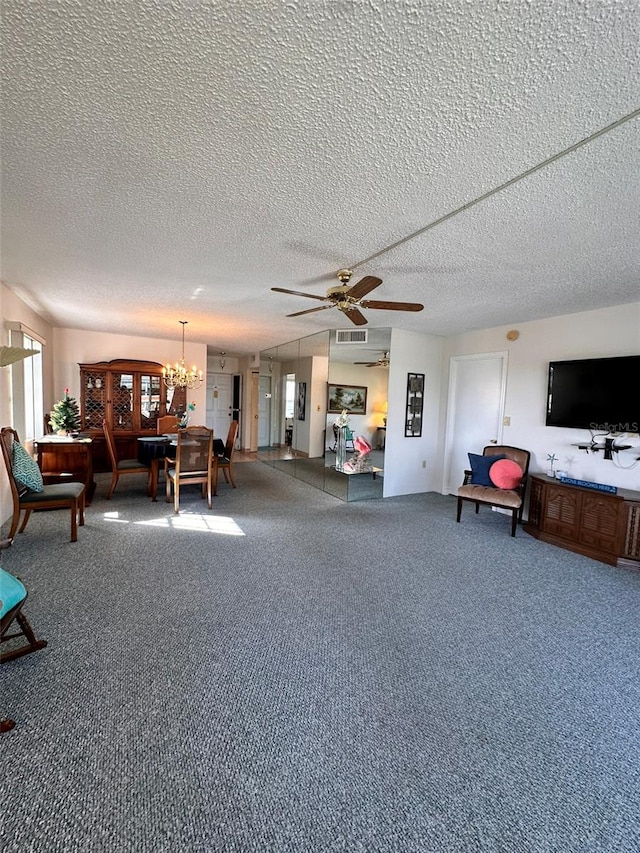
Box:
left=343, top=306, right=368, bottom=326
left=271, top=287, right=328, bottom=302
left=286, top=304, right=335, bottom=318
left=346, top=275, right=383, bottom=301
left=360, top=300, right=424, bottom=312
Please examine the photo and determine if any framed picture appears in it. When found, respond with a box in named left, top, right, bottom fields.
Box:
left=405, top=373, right=424, bottom=437
left=297, top=382, right=306, bottom=420
left=327, top=384, right=368, bottom=414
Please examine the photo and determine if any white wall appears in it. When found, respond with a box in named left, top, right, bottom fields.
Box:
left=384, top=329, right=444, bottom=497
left=1, top=285, right=54, bottom=526
left=441, top=301, right=640, bottom=492
left=1, top=284, right=54, bottom=418
left=309, top=355, right=329, bottom=457
left=53, top=327, right=208, bottom=414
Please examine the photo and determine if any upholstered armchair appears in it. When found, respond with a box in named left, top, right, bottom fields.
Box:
left=456, top=445, right=531, bottom=537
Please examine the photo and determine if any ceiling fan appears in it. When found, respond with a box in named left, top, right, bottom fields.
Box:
left=354, top=351, right=390, bottom=368
left=271, top=269, right=424, bottom=327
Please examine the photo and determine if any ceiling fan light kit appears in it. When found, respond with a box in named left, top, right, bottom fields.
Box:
left=272, top=270, right=424, bottom=326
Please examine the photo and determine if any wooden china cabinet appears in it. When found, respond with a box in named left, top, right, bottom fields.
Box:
left=79, top=359, right=187, bottom=471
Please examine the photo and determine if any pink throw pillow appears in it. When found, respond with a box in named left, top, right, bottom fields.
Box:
left=489, top=458, right=523, bottom=490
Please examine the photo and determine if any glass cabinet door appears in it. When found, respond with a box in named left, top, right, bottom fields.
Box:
left=140, top=373, right=162, bottom=431
left=82, top=369, right=108, bottom=430
left=112, top=372, right=134, bottom=430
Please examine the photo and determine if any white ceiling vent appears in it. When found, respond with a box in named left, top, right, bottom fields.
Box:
left=335, top=329, right=368, bottom=344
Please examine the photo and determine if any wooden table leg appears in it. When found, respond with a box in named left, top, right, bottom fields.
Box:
left=150, top=459, right=160, bottom=501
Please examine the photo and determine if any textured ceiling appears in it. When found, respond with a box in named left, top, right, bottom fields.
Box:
left=1, top=0, right=639, bottom=354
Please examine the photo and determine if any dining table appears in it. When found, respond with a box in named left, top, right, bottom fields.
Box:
left=137, top=436, right=177, bottom=501
left=137, top=434, right=225, bottom=501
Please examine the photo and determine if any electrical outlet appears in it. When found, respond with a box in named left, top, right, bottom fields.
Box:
left=503, top=416, right=511, bottom=426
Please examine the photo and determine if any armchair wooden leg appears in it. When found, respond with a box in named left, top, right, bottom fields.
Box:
left=511, top=510, right=518, bottom=537
left=456, top=497, right=463, bottom=522
left=18, top=510, right=32, bottom=534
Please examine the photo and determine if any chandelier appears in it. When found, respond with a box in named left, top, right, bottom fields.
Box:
left=162, top=321, right=203, bottom=389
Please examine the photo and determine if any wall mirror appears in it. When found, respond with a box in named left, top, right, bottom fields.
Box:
left=258, top=327, right=390, bottom=501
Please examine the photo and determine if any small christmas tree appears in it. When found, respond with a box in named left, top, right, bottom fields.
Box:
left=49, top=388, right=81, bottom=434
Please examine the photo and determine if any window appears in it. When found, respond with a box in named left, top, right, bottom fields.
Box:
left=285, top=374, right=295, bottom=419
left=9, top=325, right=44, bottom=443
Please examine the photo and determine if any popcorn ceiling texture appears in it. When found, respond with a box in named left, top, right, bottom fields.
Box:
left=1, top=0, right=638, bottom=350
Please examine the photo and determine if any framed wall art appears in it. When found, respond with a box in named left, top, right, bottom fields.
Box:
left=327, top=384, right=368, bottom=414
left=296, top=382, right=306, bottom=420
left=405, top=373, right=424, bottom=437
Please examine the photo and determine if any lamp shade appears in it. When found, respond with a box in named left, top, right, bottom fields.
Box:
left=0, top=346, right=38, bottom=367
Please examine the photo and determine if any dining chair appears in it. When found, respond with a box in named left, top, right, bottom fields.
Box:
left=0, top=427, right=85, bottom=542
left=165, top=426, right=213, bottom=514
left=212, top=420, right=239, bottom=496
left=102, top=419, right=151, bottom=499
left=156, top=414, right=180, bottom=435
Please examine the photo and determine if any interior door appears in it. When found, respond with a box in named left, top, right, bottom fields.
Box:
left=443, top=352, right=507, bottom=495
left=207, top=372, right=232, bottom=442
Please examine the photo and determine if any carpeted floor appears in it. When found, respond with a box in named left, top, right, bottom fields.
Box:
left=1, top=462, right=639, bottom=852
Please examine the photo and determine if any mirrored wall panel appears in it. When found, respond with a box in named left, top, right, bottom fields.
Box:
left=258, top=328, right=390, bottom=500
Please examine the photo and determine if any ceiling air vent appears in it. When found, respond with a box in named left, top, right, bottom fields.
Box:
left=335, top=329, right=368, bottom=344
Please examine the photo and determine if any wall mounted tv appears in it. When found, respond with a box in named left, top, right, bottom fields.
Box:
left=546, top=355, right=640, bottom=432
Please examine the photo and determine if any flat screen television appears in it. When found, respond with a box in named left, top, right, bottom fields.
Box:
left=546, top=355, right=640, bottom=432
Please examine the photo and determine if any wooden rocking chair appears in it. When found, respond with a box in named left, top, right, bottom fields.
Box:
left=1, top=538, right=48, bottom=733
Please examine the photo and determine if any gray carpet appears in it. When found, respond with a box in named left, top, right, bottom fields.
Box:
left=1, top=462, right=639, bottom=852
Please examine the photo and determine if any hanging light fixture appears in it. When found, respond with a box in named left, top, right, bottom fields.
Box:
left=219, top=351, right=226, bottom=370
left=162, top=321, right=203, bottom=389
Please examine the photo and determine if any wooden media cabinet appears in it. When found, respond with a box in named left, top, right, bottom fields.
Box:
left=524, top=474, right=640, bottom=569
